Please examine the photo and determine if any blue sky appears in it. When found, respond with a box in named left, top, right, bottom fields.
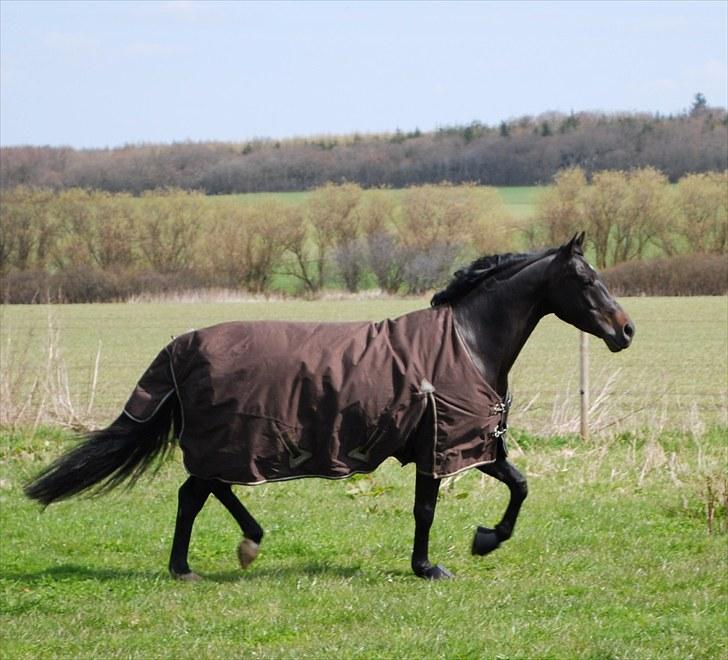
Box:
left=1, top=0, right=726, bottom=148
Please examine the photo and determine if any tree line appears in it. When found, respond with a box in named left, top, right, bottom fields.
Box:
left=0, top=183, right=512, bottom=300
left=1, top=105, right=726, bottom=194
left=531, top=168, right=727, bottom=268
left=1, top=169, right=725, bottom=302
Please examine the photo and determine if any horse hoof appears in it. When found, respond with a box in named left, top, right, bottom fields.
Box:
left=471, top=526, right=501, bottom=556
left=170, top=569, right=203, bottom=582
left=237, top=538, right=260, bottom=569
left=424, top=564, right=454, bottom=580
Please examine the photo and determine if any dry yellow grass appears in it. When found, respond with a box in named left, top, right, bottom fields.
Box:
left=1, top=296, right=726, bottom=434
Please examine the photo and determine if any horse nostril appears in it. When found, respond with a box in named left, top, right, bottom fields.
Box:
left=623, top=323, right=634, bottom=339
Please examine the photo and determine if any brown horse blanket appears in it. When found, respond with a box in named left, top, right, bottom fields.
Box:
left=123, top=305, right=505, bottom=484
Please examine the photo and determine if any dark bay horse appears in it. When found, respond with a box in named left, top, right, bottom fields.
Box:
left=25, top=233, right=634, bottom=580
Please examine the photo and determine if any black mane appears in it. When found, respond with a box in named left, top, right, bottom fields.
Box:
left=430, top=248, right=556, bottom=307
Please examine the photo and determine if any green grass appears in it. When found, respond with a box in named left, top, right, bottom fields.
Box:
left=492, top=185, right=546, bottom=219
left=1, top=297, right=726, bottom=433
left=1, top=427, right=725, bottom=658
left=1, top=298, right=726, bottom=657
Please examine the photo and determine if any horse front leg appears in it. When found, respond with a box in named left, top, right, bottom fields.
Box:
left=411, top=471, right=452, bottom=579
left=472, top=458, right=528, bottom=556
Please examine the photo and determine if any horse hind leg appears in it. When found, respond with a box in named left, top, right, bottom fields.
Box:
left=169, top=476, right=212, bottom=581
left=209, top=481, right=264, bottom=570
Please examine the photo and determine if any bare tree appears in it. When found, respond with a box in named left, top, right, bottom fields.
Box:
left=57, top=189, right=139, bottom=269
left=333, top=238, right=368, bottom=293
left=307, top=182, right=363, bottom=290
left=612, top=168, right=672, bottom=263
left=401, top=243, right=461, bottom=294
left=366, top=231, right=408, bottom=293
left=581, top=171, right=628, bottom=268
left=533, top=167, right=587, bottom=246
left=205, top=198, right=293, bottom=291
left=675, top=172, right=728, bottom=254
left=281, top=182, right=363, bottom=293
left=0, top=186, right=58, bottom=272
left=356, top=190, right=407, bottom=292
left=280, top=204, right=319, bottom=295
left=137, top=189, right=205, bottom=273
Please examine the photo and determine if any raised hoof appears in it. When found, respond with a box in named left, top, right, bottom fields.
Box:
left=471, top=526, right=501, bottom=556
left=237, top=538, right=260, bottom=569
left=170, top=569, right=203, bottom=582
left=418, top=564, right=454, bottom=580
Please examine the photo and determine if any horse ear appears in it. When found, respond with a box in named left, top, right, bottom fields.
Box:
left=562, top=231, right=586, bottom=255
left=561, top=232, right=582, bottom=256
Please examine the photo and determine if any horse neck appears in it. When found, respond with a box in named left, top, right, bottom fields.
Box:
left=451, top=257, right=552, bottom=397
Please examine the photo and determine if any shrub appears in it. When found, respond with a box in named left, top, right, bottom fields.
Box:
left=602, top=254, right=727, bottom=296
left=532, top=167, right=587, bottom=246
left=401, top=243, right=461, bottom=294
left=333, top=238, right=368, bottom=293
left=674, top=172, right=728, bottom=255
left=2, top=269, right=53, bottom=303
left=533, top=167, right=675, bottom=267
left=203, top=198, right=293, bottom=292
left=1, top=267, right=207, bottom=303
left=2, top=267, right=123, bottom=303
left=398, top=182, right=510, bottom=253
left=305, top=182, right=364, bottom=291
left=57, top=188, right=139, bottom=269
left=366, top=231, right=408, bottom=294
left=0, top=186, right=59, bottom=272
left=137, top=189, right=206, bottom=273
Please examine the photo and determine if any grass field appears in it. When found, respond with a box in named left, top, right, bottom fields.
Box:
left=1, top=297, right=726, bottom=658
left=1, top=296, right=726, bottom=433
left=1, top=428, right=725, bottom=658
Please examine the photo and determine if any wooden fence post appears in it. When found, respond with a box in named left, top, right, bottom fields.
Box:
left=580, top=331, right=589, bottom=440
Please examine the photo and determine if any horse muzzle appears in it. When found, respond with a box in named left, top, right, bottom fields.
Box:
left=602, top=310, right=635, bottom=352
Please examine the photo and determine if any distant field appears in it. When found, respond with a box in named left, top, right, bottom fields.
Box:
left=492, top=185, right=545, bottom=219
left=214, top=185, right=545, bottom=221
left=1, top=296, right=725, bottom=434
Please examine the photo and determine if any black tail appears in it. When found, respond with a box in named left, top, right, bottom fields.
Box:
left=24, top=396, right=177, bottom=506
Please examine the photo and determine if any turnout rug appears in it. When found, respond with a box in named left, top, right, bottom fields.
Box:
left=123, top=305, right=506, bottom=484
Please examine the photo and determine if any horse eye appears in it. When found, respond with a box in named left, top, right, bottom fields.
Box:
left=572, top=273, right=595, bottom=290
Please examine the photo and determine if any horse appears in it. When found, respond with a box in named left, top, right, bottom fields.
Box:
left=25, top=233, right=634, bottom=581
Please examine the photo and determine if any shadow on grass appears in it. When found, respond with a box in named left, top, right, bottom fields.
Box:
left=3, top=564, right=161, bottom=583
left=3, top=560, right=413, bottom=585
left=204, top=560, right=412, bottom=583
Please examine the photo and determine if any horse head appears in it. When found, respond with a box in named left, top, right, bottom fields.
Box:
left=545, top=232, right=634, bottom=352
